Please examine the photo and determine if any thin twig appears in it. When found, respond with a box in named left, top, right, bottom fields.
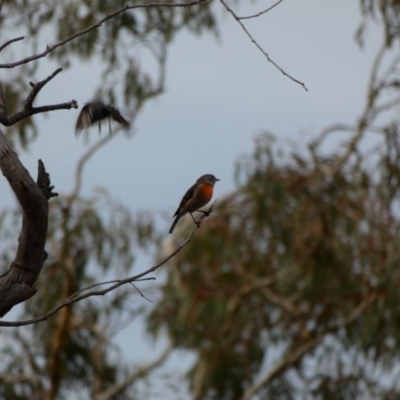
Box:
left=129, top=282, right=153, bottom=303
left=67, top=277, right=155, bottom=301
left=219, top=0, right=307, bottom=91
left=0, top=201, right=217, bottom=327
left=238, top=0, right=283, bottom=20
left=0, top=0, right=213, bottom=69
left=0, top=36, right=25, bottom=53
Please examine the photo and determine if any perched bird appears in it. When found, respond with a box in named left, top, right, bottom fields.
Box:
left=169, top=174, right=220, bottom=234
left=75, top=100, right=130, bottom=135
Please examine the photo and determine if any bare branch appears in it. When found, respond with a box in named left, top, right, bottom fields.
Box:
left=219, top=0, right=307, bottom=91
left=0, top=36, right=24, bottom=53
left=238, top=0, right=283, bottom=20
left=7, top=100, right=78, bottom=126
left=0, top=0, right=213, bottom=69
left=0, top=201, right=218, bottom=327
left=25, top=68, right=63, bottom=108
left=129, top=282, right=153, bottom=303
left=0, top=69, right=78, bottom=126
left=68, top=278, right=155, bottom=301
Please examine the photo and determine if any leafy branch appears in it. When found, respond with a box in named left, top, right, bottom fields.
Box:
left=240, top=292, right=378, bottom=400
left=0, top=0, right=213, bottom=69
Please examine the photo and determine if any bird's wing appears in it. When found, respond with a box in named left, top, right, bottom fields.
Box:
left=106, top=106, right=130, bottom=128
left=75, top=104, right=93, bottom=133
left=172, top=184, right=196, bottom=217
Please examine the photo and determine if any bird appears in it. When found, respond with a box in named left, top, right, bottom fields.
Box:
left=75, top=100, right=130, bottom=135
left=169, top=174, right=220, bottom=234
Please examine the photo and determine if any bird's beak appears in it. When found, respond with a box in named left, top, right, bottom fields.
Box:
left=215, top=178, right=220, bottom=181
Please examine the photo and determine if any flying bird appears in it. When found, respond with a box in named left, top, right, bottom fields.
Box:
left=75, top=100, right=130, bottom=135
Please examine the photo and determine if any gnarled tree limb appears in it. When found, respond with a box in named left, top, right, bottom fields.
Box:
left=0, top=131, right=56, bottom=317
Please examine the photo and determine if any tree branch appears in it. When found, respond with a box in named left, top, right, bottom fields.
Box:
left=0, top=68, right=78, bottom=126
left=0, top=36, right=25, bottom=53
left=240, top=293, right=378, bottom=400
left=0, top=0, right=213, bottom=69
left=238, top=0, right=283, bottom=20
left=0, top=133, right=54, bottom=317
left=219, top=0, right=307, bottom=91
left=0, top=201, right=218, bottom=326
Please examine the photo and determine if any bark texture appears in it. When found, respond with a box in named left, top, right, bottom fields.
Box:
left=0, top=131, right=53, bottom=317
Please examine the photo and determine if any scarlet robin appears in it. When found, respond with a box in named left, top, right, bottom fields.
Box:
left=75, top=100, right=130, bottom=135
left=169, top=174, right=220, bottom=234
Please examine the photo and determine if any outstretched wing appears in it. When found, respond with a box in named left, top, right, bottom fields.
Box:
left=106, top=106, right=130, bottom=129
left=75, top=101, right=130, bottom=135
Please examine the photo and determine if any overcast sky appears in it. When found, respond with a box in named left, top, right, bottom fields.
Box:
left=1, top=0, right=381, bottom=215
left=0, top=0, right=384, bottom=396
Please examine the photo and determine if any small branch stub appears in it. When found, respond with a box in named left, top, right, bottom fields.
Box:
left=37, top=159, right=58, bottom=200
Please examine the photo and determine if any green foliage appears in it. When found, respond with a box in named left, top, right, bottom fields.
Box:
left=0, top=1, right=218, bottom=398
left=148, top=132, right=400, bottom=399
left=0, top=190, right=157, bottom=399
left=3, top=1, right=400, bottom=399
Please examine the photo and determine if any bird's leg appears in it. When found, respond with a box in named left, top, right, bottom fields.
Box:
left=108, top=115, right=112, bottom=136
left=190, top=213, right=201, bottom=226
left=196, top=209, right=211, bottom=216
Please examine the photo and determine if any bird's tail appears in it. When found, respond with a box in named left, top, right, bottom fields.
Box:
left=169, top=216, right=179, bottom=234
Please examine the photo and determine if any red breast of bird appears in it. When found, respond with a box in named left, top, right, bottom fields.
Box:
left=179, top=183, right=214, bottom=216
